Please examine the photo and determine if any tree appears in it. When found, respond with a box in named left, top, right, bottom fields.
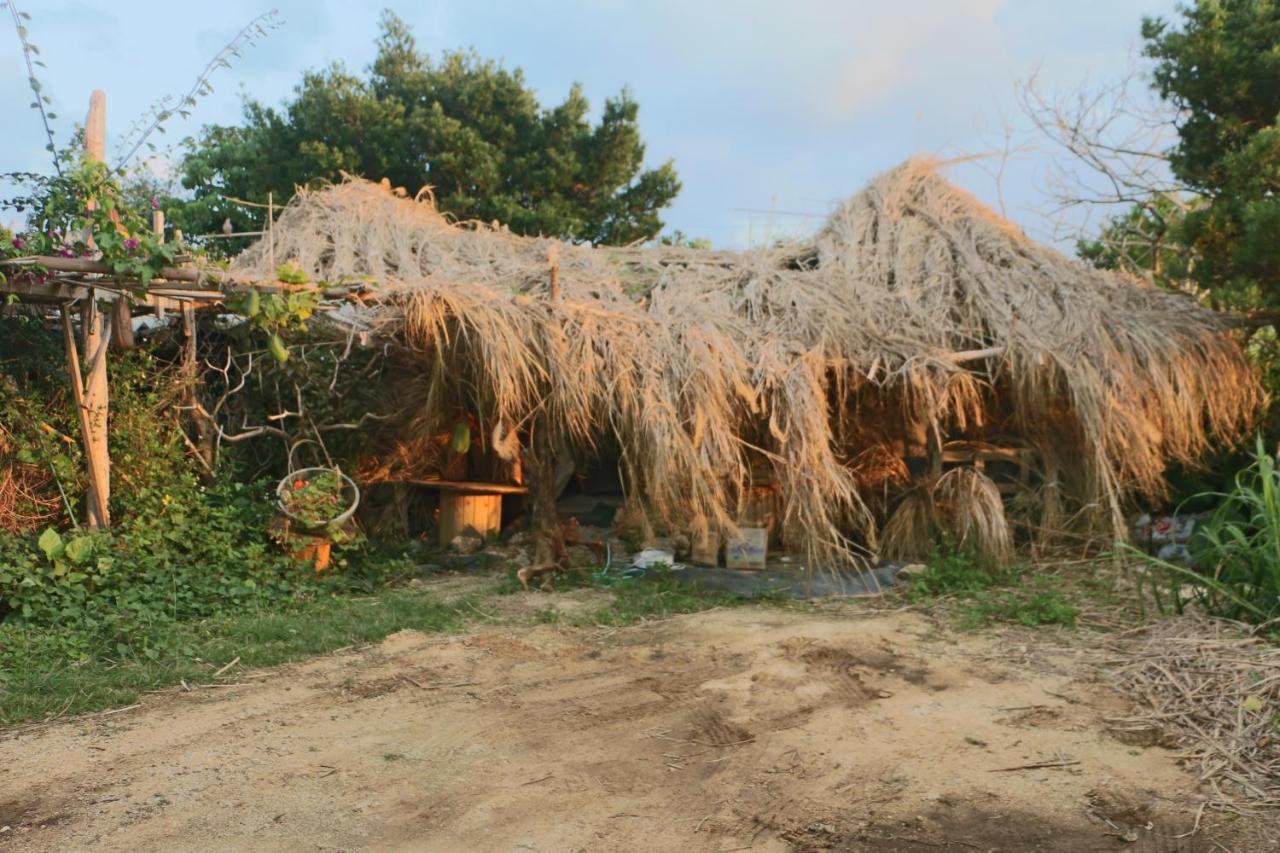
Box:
left=1141, top=0, right=1280, bottom=310
left=174, top=10, right=680, bottom=247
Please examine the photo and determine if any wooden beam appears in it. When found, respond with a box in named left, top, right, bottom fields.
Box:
left=379, top=478, right=529, bottom=495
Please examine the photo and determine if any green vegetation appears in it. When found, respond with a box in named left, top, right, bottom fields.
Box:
left=0, top=586, right=460, bottom=725
left=173, top=10, right=680, bottom=249
left=0, top=562, right=755, bottom=726
left=1081, top=2, right=1280, bottom=315
left=904, top=546, right=1079, bottom=630
left=498, top=564, right=746, bottom=627
left=1127, top=439, right=1280, bottom=624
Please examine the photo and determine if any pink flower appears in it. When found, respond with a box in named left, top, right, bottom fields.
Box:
left=150, top=196, right=159, bottom=210
left=124, top=237, right=139, bottom=251
left=11, top=236, right=23, bottom=250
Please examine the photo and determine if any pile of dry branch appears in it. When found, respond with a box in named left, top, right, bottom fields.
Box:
left=1109, top=614, right=1280, bottom=812
left=231, top=159, right=1261, bottom=566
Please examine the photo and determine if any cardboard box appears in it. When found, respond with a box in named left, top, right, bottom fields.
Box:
left=725, top=527, right=768, bottom=570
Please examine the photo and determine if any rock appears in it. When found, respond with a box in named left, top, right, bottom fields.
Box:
left=894, top=562, right=927, bottom=581
left=450, top=533, right=484, bottom=555
left=507, top=530, right=533, bottom=547
left=440, top=551, right=506, bottom=571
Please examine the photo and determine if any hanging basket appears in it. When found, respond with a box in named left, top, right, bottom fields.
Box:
left=275, top=467, right=360, bottom=532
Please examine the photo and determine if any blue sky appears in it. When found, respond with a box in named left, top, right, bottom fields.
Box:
left=1, top=0, right=1176, bottom=247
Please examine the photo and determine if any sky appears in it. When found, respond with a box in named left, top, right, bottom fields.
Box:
left=0, top=0, right=1178, bottom=248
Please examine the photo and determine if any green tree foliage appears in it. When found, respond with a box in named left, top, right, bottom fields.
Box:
left=175, top=10, right=680, bottom=246
left=1129, top=1, right=1280, bottom=309
left=1076, top=196, right=1192, bottom=290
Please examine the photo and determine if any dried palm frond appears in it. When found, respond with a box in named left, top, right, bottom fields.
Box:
left=932, top=467, right=1012, bottom=562
left=231, top=157, right=1262, bottom=567
left=880, top=489, right=934, bottom=561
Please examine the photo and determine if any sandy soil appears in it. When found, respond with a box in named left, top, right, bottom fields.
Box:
left=0, top=591, right=1258, bottom=852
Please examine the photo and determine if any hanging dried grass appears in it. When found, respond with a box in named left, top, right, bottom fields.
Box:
left=933, top=467, right=1013, bottom=562
left=880, top=467, right=1012, bottom=562
left=880, top=489, right=933, bottom=561
left=231, top=157, right=1261, bottom=567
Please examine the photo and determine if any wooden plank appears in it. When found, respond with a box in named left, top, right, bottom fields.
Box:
left=391, top=478, right=528, bottom=495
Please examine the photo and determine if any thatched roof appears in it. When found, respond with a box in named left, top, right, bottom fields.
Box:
left=231, top=158, right=1261, bottom=565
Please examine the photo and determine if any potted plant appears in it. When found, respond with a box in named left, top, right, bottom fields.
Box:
left=271, top=467, right=360, bottom=570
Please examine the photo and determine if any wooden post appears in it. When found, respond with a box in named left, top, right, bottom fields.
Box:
left=149, top=209, right=170, bottom=319
left=61, top=308, right=109, bottom=527
left=267, top=191, right=275, bottom=274
left=80, top=90, right=112, bottom=528
left=547, top=244, right=560, bottom=302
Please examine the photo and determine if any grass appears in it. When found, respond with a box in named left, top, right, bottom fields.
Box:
left=576, top=568, right=745, bottom=626
left=2, top=545, right=1090, bottom=728
left=903, top=546, right=1079, bottom=630
left=0, top=587, right=462, bottom=726
left=0, top=566, right=751, bottom=727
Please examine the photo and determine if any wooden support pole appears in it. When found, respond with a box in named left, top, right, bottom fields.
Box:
left=61, top=308, right=109, bottom=527
left=182, top=302, right=197, bottom=368
left=267, top=191, right=275, bottom=275
left=547, top=244, right=560, bottom=302
left=80, top=90, right=113, bottom=527
left=149, top=209, right=170, bottom=319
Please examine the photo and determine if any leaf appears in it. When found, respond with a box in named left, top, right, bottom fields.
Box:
left=37, top=527, right=64, bottom=561
left=267, top=332, right=289, bottom=364
left=64, top=536, right=95, bottom=565
left=451, top=422, right=472, bottom=454
left=1243, top=694, right=1265, bottom=713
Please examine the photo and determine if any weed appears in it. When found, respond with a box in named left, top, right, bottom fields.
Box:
left=577, top=567, right=740, bottom=627
left=905, top=544, right=1077, bottom=629
left=533, top=607, right=562, bottom=624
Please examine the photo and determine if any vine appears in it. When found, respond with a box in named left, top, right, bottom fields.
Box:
left=3, top=1, right=59, bottom=171
left=112, top=9, right=283, bottom=170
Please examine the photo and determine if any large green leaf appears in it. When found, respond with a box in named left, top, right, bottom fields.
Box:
left=37, top=527, right=63, bottom=562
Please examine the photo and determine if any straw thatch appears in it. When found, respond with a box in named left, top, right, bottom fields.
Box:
left=230, top=158, right=1261, bottom=567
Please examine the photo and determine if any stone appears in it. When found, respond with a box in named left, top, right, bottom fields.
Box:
left=450, top=533, right=484, bottom=555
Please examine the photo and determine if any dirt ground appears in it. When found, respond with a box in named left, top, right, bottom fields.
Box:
left=0, top=583, right=1271, bottom=852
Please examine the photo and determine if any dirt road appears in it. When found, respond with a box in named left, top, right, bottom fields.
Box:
left=0, top=597, right=1241, bottom=851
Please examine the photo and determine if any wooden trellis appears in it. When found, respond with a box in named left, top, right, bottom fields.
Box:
left=0, top=91, right=312, bottom=529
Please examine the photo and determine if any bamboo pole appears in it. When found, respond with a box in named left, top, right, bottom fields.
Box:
left=80, top=90, right=112, bottom=528
left=61, top=308, right=109, bottom=527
